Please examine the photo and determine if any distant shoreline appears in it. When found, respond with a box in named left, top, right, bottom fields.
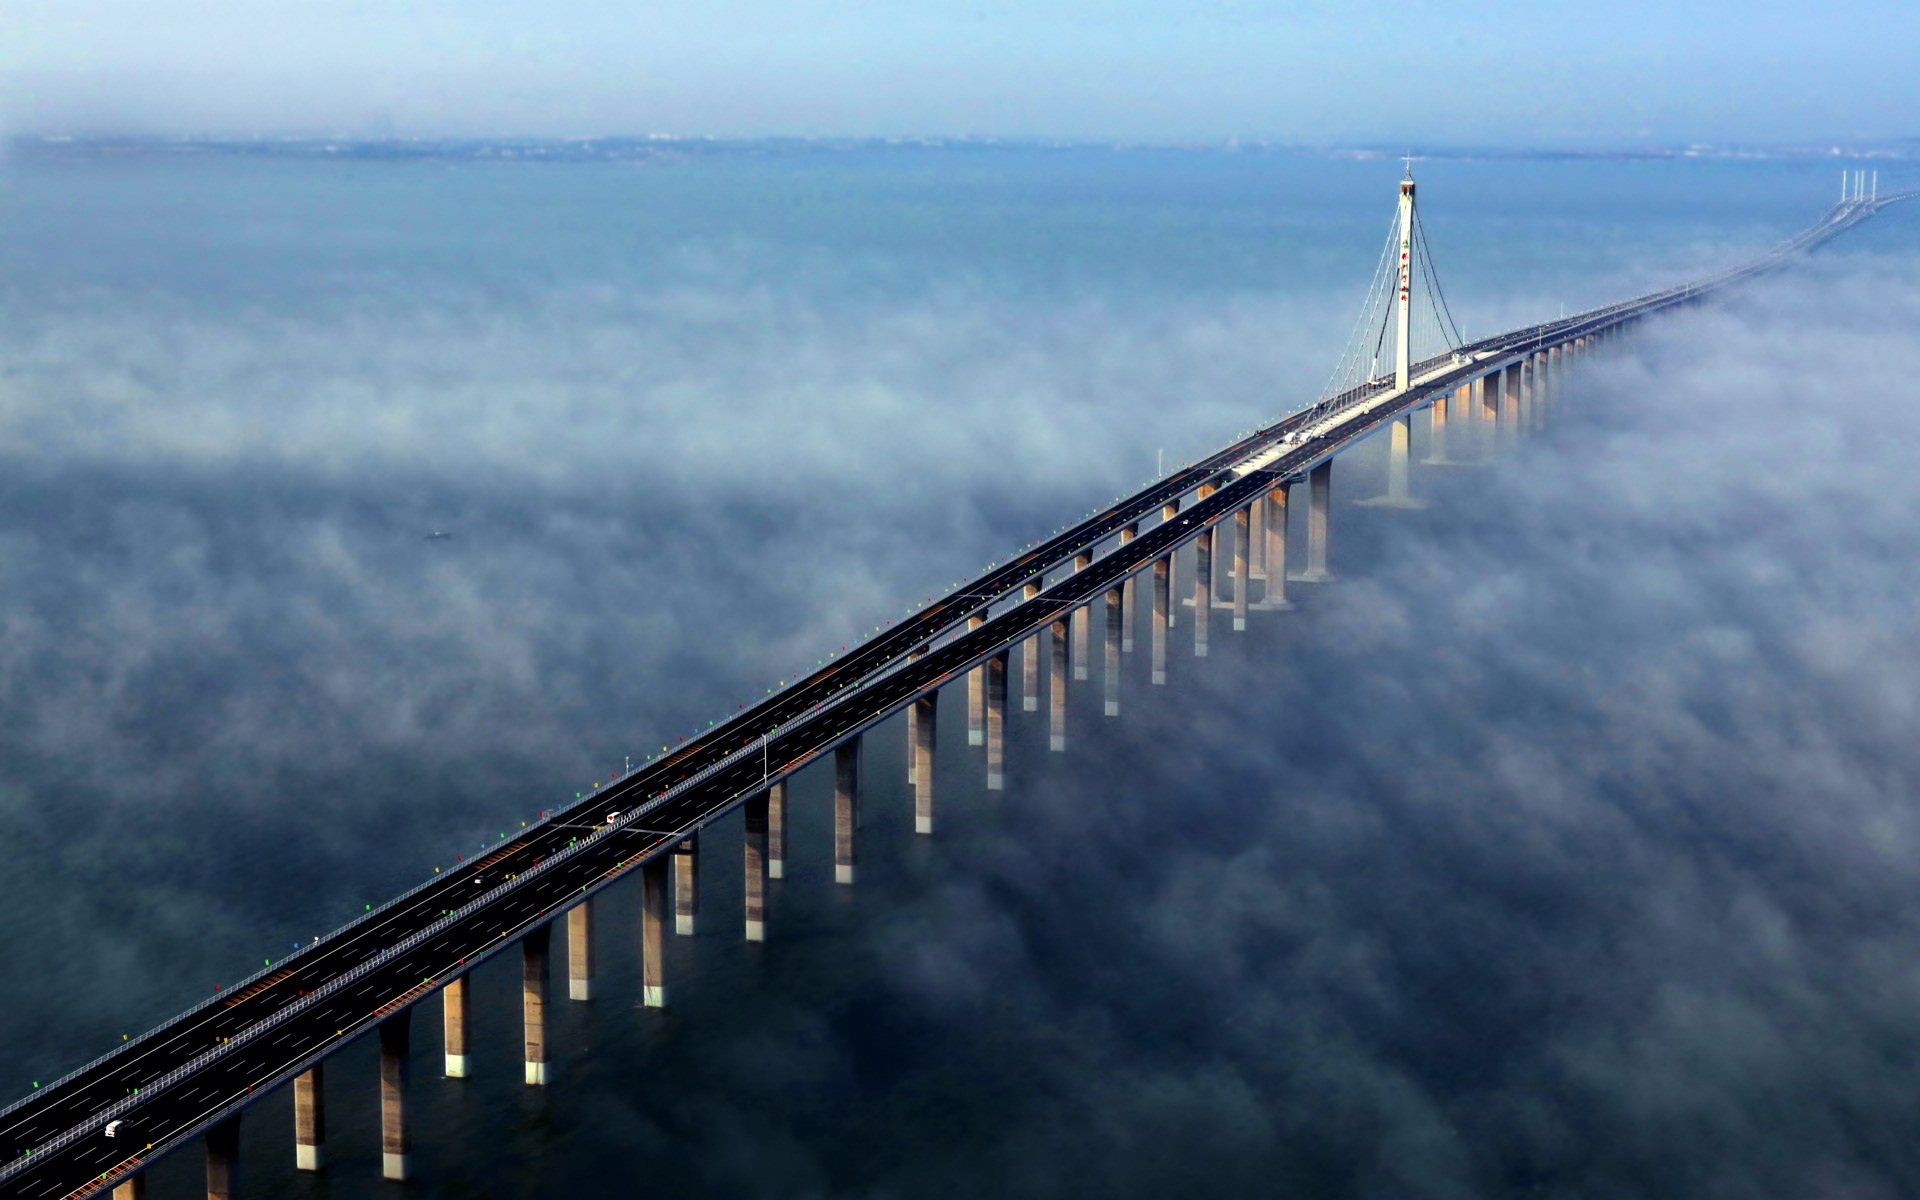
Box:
left=9, top=133, right=1916, bottom=166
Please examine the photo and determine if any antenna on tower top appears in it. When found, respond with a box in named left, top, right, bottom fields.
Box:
left=1401, top=153, right=1416, bottom=179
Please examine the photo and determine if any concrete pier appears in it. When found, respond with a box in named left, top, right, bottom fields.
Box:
left=378, top=1010, right=410, bottom=1180
left=1253, top=483, right=1292, bottom=610
left=293, top=1064, right=324, bottom=1172
left=1533, top=349, right=1550, bottom=430
left=1103, top=586, right=1123, bottom=715
left=641, top=857, right=669, bottom=1007
left=1119, top=524, right=1138, bottom=651
left=913, top=691, right=936, bottom=832
left=1021, top=581, right=1042, bottom=711
left=1151, top=555, right=1170, bottom=685
left=1497, top=364, right=1520, bottom=450
left=205, top=1113, right=240, bottom=1200
left=1360, top=415, right=1426, bottom=509
left=744, top=790, right=769, bottom=941
left=1231, top=507, right=1251, bottom=631
left=1251, top=480, right=1297, bottom=602
left=522, top=925, right=550, bottom=1086
left=1297, top=461, right=1333, bottom=582
left=767, top=779, right=787, bottom=879
left=905, top=647, right=925, bottom=786
left=1518, top=359, right=1534, bottom=434
left=834, top=739, right=861, bottom=884
left=1193, top=525, right=1212, bottom=657
left=1476, top=374, right=1497, bottom=459
left=1161, top=502, right=1179, bottom=627
left=967, top=614, right=986, bottom=745
left=1049, top=617, right=1069, bottom=750
left=442, top=976, right=469, bottom=1076
left=985, top=650, right=1009, bottom=790
left=567, top=898, right=594, bottom=1001
left=112, top=1174, right=144, bottom=1199
left=1424, top=386, right=1459, bottom=464
left=1071, top=552, right=1092, bottom=680
left=674, top=833, right=700, bottom=937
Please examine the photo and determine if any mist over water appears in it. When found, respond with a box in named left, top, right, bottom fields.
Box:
left=2, top=145, right=1917, bottom=1197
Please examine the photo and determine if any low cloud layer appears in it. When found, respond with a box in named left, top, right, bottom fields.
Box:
left=0, top=155, right=1914, bottom=1197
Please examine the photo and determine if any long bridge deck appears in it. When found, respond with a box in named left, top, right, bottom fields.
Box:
left=0, top=188, right=1907, bottom=1200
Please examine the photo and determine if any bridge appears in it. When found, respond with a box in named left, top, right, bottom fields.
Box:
left=1, top=168, right=1908, bottom=1200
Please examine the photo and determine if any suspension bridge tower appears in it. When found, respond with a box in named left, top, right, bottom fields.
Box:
left=1395, top=170, right=1415, bottom=390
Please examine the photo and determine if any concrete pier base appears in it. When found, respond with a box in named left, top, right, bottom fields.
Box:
left=1252, top=484, right=1292, bottom=610
left=1193, top=527, right=1212, bottom=656
left=1295, top=461, right=1334, bottom=582
left=966, top=614, right=986, bottom=744
left=379, top=1010, right=410, bottom=1180
left=768, top=780, right=787, bottom=879
left=985, top=650, right=1008, bottom=790
left=442, top=976, right=468, bottom=1077
left=112, top=1175, right=145, bottom=1200
left=1151, top=556, right=1170, bottom=684
left=1049, top=617, right=1069, bottom=751
left=641, top=857, right=669, bottom=1007
left=1231, top=507, right=1251, bottom=631
left=744, top=790, right=769, bottom=941
left=674, top=833, right=699, bottom=937
left=1071, top=552, right=1092, bottom=680
left=834, top=738, right=860, bottom=884
left=1103, top=586, right=1123, bottom=715
left=1119, top=525, right=1138, bottom=651
left=293, top=1064, right=324, bottom=1172
left=913, top=692, right=936, bottom=833
left=1359, top=415, right=1427, bottom=510
left=205, top=1113, right=240, bottom=1200
left=567, top=898, right=594, bottom=1001
left=522, top=925, right=549, bottom=1086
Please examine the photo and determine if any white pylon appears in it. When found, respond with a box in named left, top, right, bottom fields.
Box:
left=1396, top=170, right=1415, bottom=391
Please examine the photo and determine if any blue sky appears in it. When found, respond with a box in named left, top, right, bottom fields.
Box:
left=3, top=0, right=1917, bottom=143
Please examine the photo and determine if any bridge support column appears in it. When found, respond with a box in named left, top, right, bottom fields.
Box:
left=1104, top=586, right=1123, bottom=715
left=1425, top=388, right=1457, bottom=464
left=1151, top=556, right=1170, bottom=684
left=1520, top=359, right=1536, bottom=434
left=1497, top=362, right=1512, bottom=451
left=905, top=647, right=926, bottom=786
left=379, top=1010, right=411, bottom=1179
left=642, top=858, right=669, bottom=1007
left=112, top=1174, right=145, bottom=1199
left=442, top=976, right=469, bottom=1076
left=1119, top=525, right=1138, bottom=651
left=522, top=925, right=550, bottom=1086
left=986, top=650, right=1009, bottom=790
left=674, top=834, right=700, bottom=936
left=205, top=1112, right=240, bottom=1200
left=1021, top=581, right=1042, bottom=711
left=1232, top=508, right=1251, bottom=631
left=1072, top=552, right=1092, bottom=680
left=913, top=692, right=936, bottom=832
left=1361, top=416, right=1427, bottom=510
left=1193, top=526, right=1212, bottom=657
left=1254, top=484, right=1292, bottom=610
left=768, top=779, right=787, bottom=879
left=1297, top=462, right=1334, bottom=582
left=294, top=1064, right=325, bottom=1171
left=835, top=738, right=861, bottom=883
left=744, top=790, right=769, bottom=941
left=1161, top=502, right=1179, bottom=627
left=1049, top=617, right=1070, bottom=750
left=567, top=898, right=594, bottom=1001
left=1476, top=374, right=1497, bottom=460
left=967, top=615, right=985, bottom=745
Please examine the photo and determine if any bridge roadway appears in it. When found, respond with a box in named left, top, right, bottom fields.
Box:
left=1, top=192, right=1907, bottom=1199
